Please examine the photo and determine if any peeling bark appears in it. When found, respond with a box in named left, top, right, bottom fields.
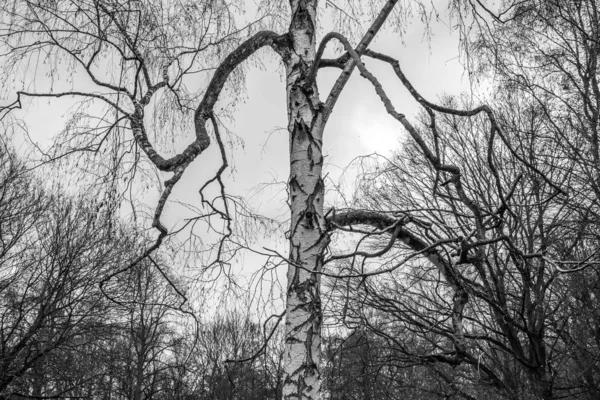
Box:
left=279, top=2, right=402, bottom=397
left=282, top=1, right=327, bottom=399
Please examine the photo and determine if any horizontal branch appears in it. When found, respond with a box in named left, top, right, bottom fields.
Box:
left=6, top=91, right=129, bottom=116
left=328, top=209, right=459, bottom=287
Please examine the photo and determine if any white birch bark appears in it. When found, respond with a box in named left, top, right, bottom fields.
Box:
left=282, top=1, right=327, bottom=399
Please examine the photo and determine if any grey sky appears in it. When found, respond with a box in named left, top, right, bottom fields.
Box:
left=171, top=8, right=470, bottom=311
left=5, top=2, right=470, bottom=313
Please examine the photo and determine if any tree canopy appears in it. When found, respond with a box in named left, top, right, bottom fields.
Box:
left=1, top=1, right=600, bottom=399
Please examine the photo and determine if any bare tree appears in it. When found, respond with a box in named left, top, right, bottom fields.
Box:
left=0, top=1, right=516, bottom=397
left=462, top=0, right=600, bottom=263
left=320, top=86, right=600, bottom=400
left=0, top=139, right=125, bottom=397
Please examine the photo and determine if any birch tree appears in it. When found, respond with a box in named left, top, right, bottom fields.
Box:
left=0, top=1, right=507, bottom=398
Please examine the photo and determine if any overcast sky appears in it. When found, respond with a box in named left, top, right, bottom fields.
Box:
left=183, top=5, right=471, bottom=311
left=7, top=1, right=471, bottom=314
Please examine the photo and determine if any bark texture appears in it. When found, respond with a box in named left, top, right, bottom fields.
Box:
left=282, top=1, right=327, bottom=399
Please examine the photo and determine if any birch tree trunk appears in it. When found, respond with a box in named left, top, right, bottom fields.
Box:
left=282, top=1, right=328, bottom=399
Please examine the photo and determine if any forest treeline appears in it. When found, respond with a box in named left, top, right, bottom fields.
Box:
left=3, top=93, right=600, bottom=399
left=1, top=0, right=600, bottom=399
left=2, top=139, right=600, bottom=400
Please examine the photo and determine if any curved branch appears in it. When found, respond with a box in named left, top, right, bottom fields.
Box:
left=326, top=218, right=405, bottom=262
left=363, top=49, right=566, bottom=197
left=130, top=30, right=289, bottom=173
left=328, top=210, right=459, bottom=287
left=329, top=209, right=470, bottom=362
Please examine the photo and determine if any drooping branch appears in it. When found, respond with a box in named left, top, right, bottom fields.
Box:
left=101, top=31, right=294, bottom=292
left=67, top=30, right=291, bottom=292
left=328, top=209, right=470, bottom=364
left=130, top=30, right=290, bottom=174
left=198, top=113, right=234, bottom=268
left=320, top=33, right=506, bottom=275
left=363, top=49, right=566, bottom=197
left=328, top=210, right=457, bottom=286
left=98, top=2, right=154, bottom=90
